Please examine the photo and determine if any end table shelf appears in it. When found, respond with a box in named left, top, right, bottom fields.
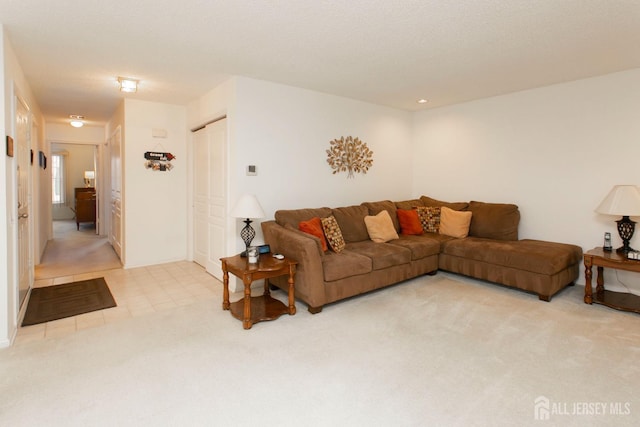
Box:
left=584, top=247, right=640, bottom=314
left=592, top=290, right=640, bottom=314
left=227, top=293, right=290, bottom=324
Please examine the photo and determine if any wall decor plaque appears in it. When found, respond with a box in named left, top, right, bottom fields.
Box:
left=326, top=136, right=373, bottom=178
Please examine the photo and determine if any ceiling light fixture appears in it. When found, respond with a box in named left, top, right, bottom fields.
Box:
left=417, top=99, right=428, bottom=104
left=69, top=115, right=84, bottom=128
left=118, top=77, right=138, bottom=93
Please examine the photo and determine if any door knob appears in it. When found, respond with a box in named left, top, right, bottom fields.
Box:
left=19, top=213, right=28, bottom=219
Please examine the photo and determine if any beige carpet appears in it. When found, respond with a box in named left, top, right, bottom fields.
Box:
left=35, top=220, right=121, bottom=279
left=1, top=272, right=639, bottom=426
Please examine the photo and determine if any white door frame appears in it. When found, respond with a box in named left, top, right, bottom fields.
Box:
left=15, top=94, right=33, bottom=309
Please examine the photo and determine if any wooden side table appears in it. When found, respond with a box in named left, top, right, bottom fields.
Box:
left=221, top=253, right=297, bottom=329
left=584, top=247, right=640, bottom=314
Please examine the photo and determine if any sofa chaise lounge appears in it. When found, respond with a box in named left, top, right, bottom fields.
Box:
left=261, top=196, right=583, bottom=313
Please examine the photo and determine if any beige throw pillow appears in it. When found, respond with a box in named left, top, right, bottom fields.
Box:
left=439, top=206, right=472, bottom=238
left=364, top=210, right=399, bottom=243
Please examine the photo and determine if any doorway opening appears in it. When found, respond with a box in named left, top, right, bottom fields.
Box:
left=36, top=142, right=120, bottom=280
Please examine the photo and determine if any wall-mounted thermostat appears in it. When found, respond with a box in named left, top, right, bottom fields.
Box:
left=246, top=165, right=257, bottom=176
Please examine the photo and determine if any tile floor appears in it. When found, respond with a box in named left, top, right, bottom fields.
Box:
left=15, top=261, right=221, bottom=346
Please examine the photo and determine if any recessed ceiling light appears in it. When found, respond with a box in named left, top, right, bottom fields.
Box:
left=118, top=77, right=138, bottom=93
left=69, top=115, right=84, bottom=128
left=417, top=99, right=428, bottom=104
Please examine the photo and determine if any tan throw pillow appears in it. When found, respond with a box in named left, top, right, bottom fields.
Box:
left=321, top=215, right=346, bottom=253
left=439, top=206, right=472, bottom=238
left=364, top=210, right=399, bottom=243
left=416, top=206, right=440, bottom=233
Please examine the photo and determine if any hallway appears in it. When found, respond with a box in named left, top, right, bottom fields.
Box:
left=35, top=220, right=122, bottom=280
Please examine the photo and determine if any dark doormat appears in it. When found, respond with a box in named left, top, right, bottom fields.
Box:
left=22, top=278, right=116, bottom=326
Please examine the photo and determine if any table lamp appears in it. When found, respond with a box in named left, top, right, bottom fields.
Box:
left=230, top=194, right=265, bottom=251
left=84, top=170, right=95, bottom=187
left=595, top=185, right=640, bottom=253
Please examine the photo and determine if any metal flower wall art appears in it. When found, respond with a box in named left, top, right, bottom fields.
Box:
left=326, top=136, right=373, bottom=178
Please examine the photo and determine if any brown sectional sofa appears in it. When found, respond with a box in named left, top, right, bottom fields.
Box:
left=261, top=196, right=583, bottom=313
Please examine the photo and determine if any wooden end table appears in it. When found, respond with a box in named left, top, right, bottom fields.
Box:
left=584, top=247, right=640, bottom=314
left=221, top=253, right=297, bottom=329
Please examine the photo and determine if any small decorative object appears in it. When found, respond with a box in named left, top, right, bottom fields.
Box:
left=247, top=246, right=259, bottom=264
left=627, top=250, right=640, bottom=260
left=595, top=185, right=640, bottom=253
left=6, top=136, right=13, bottom=157
left=326, top=136, right=373, bottom=178
left=144, top=151, right=175, bottom=171
left=603, top=232, right=612, bottom=252
left=230, top=194, right=266, bottom=252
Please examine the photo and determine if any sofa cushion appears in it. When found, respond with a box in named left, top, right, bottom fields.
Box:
left=394, top=199, right=425, bottom=210
left=467, top=201, right=520, bottom=241
left=322, top=250, right=372, bottom=281
left=397, top=209, right=424, bottom=235
left=298, top=217, right=328, bottom=251
left=420, top=195, right=469, bottom=211
left=439, top=207, right=472, bottom=238
left=364, top=210, right=400, bottom=242
left=332, top=205, right=370, bottom=242
left=346, top=241, right=411, bottom=270
left=442, top=238, right=583, bottom=276
left=361, top=200, right=399, bottom=232
left=416, top=206, right=440, bottom=233
left=387, top=235, right=440, bottom=260
left=417, top=232, right=457, bottom=251
left=275, top=207, right=332, bottom=228
left=321, top=215, right=346, bottom=253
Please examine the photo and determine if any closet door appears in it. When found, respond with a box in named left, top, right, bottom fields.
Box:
left=194, top=119, right=226, bottom=280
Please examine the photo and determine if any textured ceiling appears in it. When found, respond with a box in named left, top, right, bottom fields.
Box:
left=2, top=0, right=640, bottom=126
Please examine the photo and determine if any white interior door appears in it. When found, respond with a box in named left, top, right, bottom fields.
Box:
left=193, top=119, right=226, bottom=280
left=109, top=127, right=122, bottom=260
left=16, top=97, right=32, bottom=307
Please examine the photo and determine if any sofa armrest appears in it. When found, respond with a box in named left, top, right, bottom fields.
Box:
left=261, top=220, right=327, bottom=308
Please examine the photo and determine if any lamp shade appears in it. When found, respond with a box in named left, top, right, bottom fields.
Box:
left=84, top=170, right=95, bottom=180
left=230, top=194, right=265, bottom=219
left=595, top=185, right=640, bottom=216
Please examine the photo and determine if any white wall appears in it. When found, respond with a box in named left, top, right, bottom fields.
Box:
left=1, top=26, right=9, bottom=347
left=187, top=77, right=414, bottom=254
left=48, top=123, right=105, bottom=143
left=122, top=99, right=188, bottom=268
left=233, top=77, right=414, bottom=216
left=412, top=68, right=640, bottom=291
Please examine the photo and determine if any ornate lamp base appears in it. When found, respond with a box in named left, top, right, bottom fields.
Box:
left=240, top=218, right=256, bottom=250
left=616, top=215, right=636, bottom=253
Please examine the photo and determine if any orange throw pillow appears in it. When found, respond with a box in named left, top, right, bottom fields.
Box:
left=299, top=217, right=328, bottom=251
left=396, top=209, right=424, bottom=235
